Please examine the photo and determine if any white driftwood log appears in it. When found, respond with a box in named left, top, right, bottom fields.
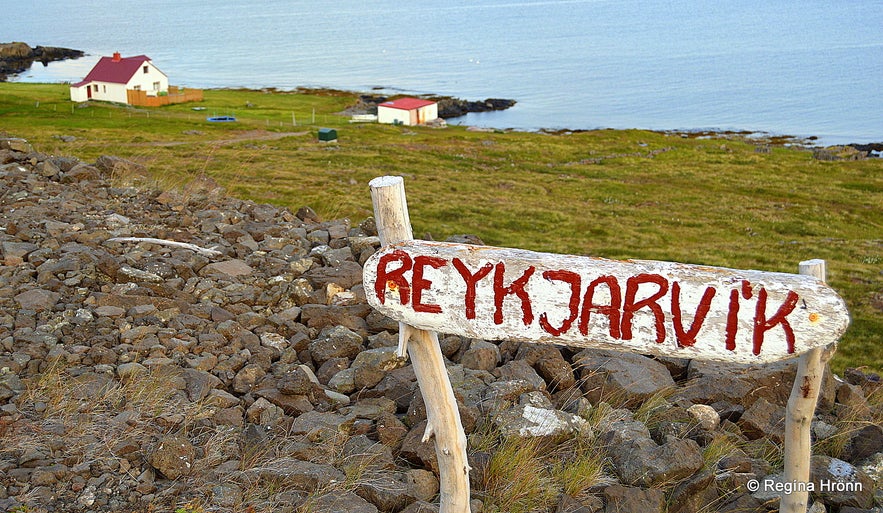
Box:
left=781, top=260, right=835, bottom=513
left=368, top=176, right=471, bottom=513
left=106, top=237, right=222, bottom=257
left=364, top=241, right=849, bottom=364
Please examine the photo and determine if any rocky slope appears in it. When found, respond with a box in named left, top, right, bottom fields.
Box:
left=0, top=136, right=880, bottom=513
left=0, top=42, right=84, bottom=81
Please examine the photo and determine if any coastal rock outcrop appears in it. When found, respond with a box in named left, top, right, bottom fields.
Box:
left=0, top=42, right=84, bottom=81
left=0, top=136, right=878, bottom=513
left=434, top=97, right=517, bottom=119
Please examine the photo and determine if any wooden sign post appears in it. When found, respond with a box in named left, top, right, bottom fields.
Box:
left=369, top=177, right=471, bottom=513
left=365, top=176, right=850, bottom=512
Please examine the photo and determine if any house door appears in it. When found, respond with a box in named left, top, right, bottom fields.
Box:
left=86, top=87, right=92, bottom=99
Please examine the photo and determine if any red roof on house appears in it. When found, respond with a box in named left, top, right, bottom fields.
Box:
left=379, top=98, right=436, bottom=111
left=73, top=54, right=156, bottom=86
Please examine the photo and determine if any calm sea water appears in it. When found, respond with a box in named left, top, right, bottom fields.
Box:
left=4, top=0, right=882, bottom=144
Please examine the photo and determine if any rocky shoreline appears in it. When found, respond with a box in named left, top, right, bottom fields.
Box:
left=0, top=42, right=84, bottom=81
left=0, top=136, right=880, bottom=513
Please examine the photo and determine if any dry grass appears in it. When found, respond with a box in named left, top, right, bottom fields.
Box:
left=552, top=437, right=613, bottom=500
left=469, top=420, right=613, bottom=513
left=479, top=435, right=557, bottom=513
left=3, top=361, right=204, bottom=468
left=814, top=383, right=883, bottom=460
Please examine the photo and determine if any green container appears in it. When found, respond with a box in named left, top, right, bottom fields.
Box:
left=318, top=128, right=338, bottom=141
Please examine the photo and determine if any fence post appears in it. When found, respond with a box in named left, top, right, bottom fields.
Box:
left=781, top=259, right=834, bottom=513
left=369, top=176, right=471, bottom=513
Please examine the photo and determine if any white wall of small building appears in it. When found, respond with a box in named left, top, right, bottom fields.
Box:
left=69, top=85, right=89, bottom=102
left=378, top=104, right=438, bottom=126
left=417, top=104, right=438, bottom=124
left=378, top=106, right=409, bottom=125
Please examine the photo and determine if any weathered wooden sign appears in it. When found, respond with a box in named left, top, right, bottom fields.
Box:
left=364, top=240, right=850, bottom=363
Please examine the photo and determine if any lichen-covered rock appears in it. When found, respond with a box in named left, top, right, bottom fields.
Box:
left=810, top=456, right=875, bottom=509
left=148, top=434, right=195, bottom=480
left=492, top=404, right=589, bottom=438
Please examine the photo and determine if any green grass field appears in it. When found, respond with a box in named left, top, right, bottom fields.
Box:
left=2, top=83, right=880, bottom=374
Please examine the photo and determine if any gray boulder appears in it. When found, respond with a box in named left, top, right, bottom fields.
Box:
left=601, top=420, right=704, bottom=487
left=310, top=325, right=364, bottom=366
left=739, top=397, right=785, bottom=443
left=575, top=349, right=675, bottom=406
left=603, top=484, right=665, bottom=513
left=248, top=458, right=345, bottom=492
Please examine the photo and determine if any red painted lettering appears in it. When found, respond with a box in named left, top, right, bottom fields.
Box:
left=493, top=263, right=535, bottom=326
left=375, top=250, right=412, bottom=306
left=671, top=282, right=716, bottom=347
left=452, top=258, right=493, bottom=320
left=753, top=288, right=799, bottom=355
left=725, top=280, right=752, bottom=351
left=578, top=275, right=622, bottom=338
left=742, top=280, right=754, bottom=299
left=621, top=274, right=669, bottom=344
left=412, top=255, right=447, bottom=313
left=539, top=270, right=581, bottom=336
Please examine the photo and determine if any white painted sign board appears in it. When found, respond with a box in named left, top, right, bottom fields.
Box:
left=364, top=240, right=850, bottom=364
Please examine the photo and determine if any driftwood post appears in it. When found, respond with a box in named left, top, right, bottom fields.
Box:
left=368, top=176, right=471, bottom=513
left=781, top=259, right=835, bottom=513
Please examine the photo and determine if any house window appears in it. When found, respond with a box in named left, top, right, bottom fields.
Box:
left=93, top=85, right=98, bottom=92
left=153, top=81, right=161, bottom=91
left=102, top=85, right=106, bottom=93
left=143, top=65, right=149, bottom=74
left=133, top=85, right=141, bottom=91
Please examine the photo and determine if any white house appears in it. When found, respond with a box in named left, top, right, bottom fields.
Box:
left=70, top=53, right=168, bottom=104
left=377, top=98, right=438, bottom=126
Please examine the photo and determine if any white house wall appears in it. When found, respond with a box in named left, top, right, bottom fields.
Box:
left=126, top=61, right=169, bottom=94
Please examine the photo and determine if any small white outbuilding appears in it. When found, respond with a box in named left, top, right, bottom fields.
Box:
left=377, top=98, right=438, bottom=126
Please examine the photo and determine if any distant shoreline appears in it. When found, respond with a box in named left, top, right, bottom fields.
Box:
left=3, top=56, right=880, bottom=151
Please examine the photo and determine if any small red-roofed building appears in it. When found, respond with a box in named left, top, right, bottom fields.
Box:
left=70, top=52, right=168, bottom=104
left=377, top=97, right=438, bottom=126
